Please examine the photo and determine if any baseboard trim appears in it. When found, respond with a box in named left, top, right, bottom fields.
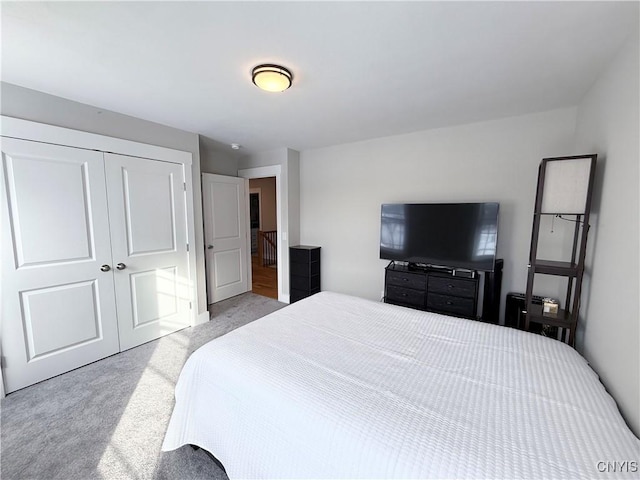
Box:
left=195, top=310, right=210, bottom=325
left=279, top=294, right=290, bottom=304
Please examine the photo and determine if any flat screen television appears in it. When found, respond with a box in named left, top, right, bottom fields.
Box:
left=379, top=202, right=499, bottom=272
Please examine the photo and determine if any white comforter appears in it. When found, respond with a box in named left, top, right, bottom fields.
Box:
left=163, top=291, right=639, bottom=479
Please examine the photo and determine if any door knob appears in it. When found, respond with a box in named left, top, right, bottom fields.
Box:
left=116, top=263, right=126, bottom=270
left=207, top=245, right=214, bottom=250
left=100, top=264, right=111, bottom=272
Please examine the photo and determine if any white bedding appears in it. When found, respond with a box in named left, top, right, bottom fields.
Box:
left=162, top=291, right=639, bottom=479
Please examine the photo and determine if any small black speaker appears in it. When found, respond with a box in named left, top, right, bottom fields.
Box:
left=505, top=292, right=543, bottom=329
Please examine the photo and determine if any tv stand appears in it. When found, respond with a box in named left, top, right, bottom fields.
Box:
left=384, top=260, right=503, bottom=323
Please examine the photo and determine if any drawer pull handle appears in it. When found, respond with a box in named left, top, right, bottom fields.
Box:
left=446, top=301, right=453, bottom=305
left=448, top=284, right=454, bottom=289
left=403, top=278, right=408, bottom=282
left=402, top=293, right=408, bottom=297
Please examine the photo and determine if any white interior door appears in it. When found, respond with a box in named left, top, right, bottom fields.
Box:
left=202, top=173, right=249, bottom=303
left=1, top=138, right=120, bottom=393
left=105, top=153, right=191, bottom=351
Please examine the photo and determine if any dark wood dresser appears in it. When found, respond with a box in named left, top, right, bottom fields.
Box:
left=290, top=245, right=320, bottom=303
left=384, top=260, right=503, bottom=323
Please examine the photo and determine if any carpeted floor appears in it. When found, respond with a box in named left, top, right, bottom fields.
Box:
left=1, top=293, right=285, bottom=480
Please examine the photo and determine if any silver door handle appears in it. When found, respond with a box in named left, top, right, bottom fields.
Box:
left=100, top=264, right=111, bottom=272
left=207, top=245, right=214, bottom=249
left=116, top=263, right=126, bottom=270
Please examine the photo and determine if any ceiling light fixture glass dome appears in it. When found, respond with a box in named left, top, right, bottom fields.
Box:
left=252, top=64, right=293, bottom=92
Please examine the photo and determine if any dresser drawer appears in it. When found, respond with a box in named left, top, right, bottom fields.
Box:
left=290, top=246, right=320, bottom=263
left=386, top=270, right=426, bottom=291
left=427, top=292, right=475, bottom=317
left=428, top=275, right=476, bottom=299
left=290, top=260, right=320, bottom=277
left=386, top=285, right=425, bottom=309
left=291, top=273, right=320, bottom=291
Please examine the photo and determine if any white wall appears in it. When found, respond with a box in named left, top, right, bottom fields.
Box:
left=287, top=148, right=301, bottom=248
left=199, top=135, right=239, bottom=176
left=0, top=82, right=209, bottom=319
left=573, top=31, right=639, bottom=436
left=299, top=108, right=577, bottom=321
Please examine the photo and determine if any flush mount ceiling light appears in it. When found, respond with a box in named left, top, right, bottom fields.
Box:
left=252, top=64, right=293, bottom=92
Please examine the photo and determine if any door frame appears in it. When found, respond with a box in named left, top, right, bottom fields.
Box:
left=238, top=166, right=284, bottom=302
left=0, top=117, right=201, bottom=327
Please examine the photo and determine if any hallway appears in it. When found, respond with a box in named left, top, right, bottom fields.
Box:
left=251, top=255, right=278, bottom=299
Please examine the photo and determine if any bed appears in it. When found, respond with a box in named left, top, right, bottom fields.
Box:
left=162, top=291, right=639, bottom=478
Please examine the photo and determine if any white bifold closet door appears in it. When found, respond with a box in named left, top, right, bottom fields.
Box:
left=105, top=153, right=190, bottom=351
left=1, top=138, right=190, bottom=393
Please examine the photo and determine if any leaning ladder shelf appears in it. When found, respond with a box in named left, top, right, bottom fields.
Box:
left=524, top=154, right=597, bottom=346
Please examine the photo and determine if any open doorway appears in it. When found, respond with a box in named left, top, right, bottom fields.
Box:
left=249, top=177, right=278, bottom=299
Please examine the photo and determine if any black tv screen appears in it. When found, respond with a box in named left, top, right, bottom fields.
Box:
left=379, top=202, right=499, bottom=272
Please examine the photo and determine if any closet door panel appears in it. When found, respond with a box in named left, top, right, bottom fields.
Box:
left=1, top=138, right=120, bottom=393
left=105, top=153, right=190, bottom=350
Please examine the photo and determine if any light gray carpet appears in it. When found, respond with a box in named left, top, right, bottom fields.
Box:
left=1, top=293, right=285, bottom=480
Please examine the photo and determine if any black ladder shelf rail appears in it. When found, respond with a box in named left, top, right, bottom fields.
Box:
left=524, top=154, right=597, bottom=346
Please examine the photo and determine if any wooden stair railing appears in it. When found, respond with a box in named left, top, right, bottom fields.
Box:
left=258, top=230, right=277, bottom=267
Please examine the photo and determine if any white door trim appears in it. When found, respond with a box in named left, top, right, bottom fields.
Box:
left=238, top=166, right=285, bottom=303
left=1, top=116, right=192, bottom=164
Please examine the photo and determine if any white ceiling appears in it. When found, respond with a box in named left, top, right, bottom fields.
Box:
left=2, top=1, right=638, bottom=155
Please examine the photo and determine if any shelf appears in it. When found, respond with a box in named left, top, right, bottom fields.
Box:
left=525, top=155, right=596, bottom=347
left=534, top=212, right=587, bottom=216
left=530, top=259, right=579, bottom=277
left=526, top=304, right=573, bottom=328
